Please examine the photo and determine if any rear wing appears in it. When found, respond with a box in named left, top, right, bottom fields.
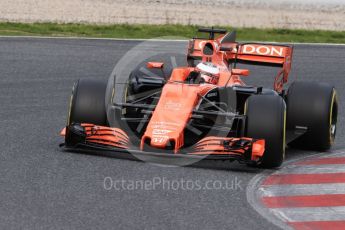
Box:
left=186, top=29, right=294, bottom=92
left=233, top=43, right=293, bottom=92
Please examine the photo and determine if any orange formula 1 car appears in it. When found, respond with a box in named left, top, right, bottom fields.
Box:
left=61, top=28, right=338, bottom=168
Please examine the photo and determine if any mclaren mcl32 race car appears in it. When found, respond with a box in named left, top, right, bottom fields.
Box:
left=60, top=28, right=338, bottom=168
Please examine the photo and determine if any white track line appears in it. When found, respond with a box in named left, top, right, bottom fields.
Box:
left=246, top=173, right=294, bottom=230
left=246, top=150, right=344, bottom=230
left=0, top=35, right=187, bottom=42
left=0, top=35, right=344, bottom=46
left=276, top=164, right=345, bottom=174
left=259, top=183, right=345, bottom=197
left=317, top=151, right=345, bottom=158
left=271, top=207, right=345, bottom=222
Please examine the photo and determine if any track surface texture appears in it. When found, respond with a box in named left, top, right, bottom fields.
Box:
left=0, top=37, right=344, bottom=230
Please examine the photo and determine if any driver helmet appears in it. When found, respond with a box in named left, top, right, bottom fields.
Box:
left=196, top=62, right=220, bottom=84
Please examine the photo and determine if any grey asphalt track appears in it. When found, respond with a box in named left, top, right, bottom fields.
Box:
left=0, top=37, right=344, bottom=230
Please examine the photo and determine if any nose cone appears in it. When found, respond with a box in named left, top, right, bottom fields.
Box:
left=141, top=83, right=201, bottom=153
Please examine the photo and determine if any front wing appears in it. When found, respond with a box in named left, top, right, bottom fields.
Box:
left=60, top=123, right=265, bottom=164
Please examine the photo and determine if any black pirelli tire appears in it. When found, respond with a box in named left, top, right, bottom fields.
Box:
left=286, top=81, right=338, bottom=150
left=67, top=79, right=108, bottom=126
left=245, top=95, right=286, bottom=168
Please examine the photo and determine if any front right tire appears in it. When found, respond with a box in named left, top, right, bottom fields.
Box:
left=286, top=81, right=338, bottom=150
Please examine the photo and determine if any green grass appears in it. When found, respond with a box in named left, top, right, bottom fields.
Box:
left=0, top=22, right=344, bottom=43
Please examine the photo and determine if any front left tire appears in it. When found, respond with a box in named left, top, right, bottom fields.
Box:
left=68, top=79, right=108, bottom=126
left=245, top=95, right=286, bottom=168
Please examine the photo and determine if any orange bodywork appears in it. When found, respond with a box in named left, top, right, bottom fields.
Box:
left=62, top=123, right=264, bottom=160
left=62, top=30, right=292, bottom=163
left=236, top=44, right=293, bottom=92
left=188, top=37, right=293, bottom=92
left=147, top=62, right=164, bottom=69
left=135, top=34, right=291, bottom=155
left=140, top=81, right=215, bottom=153
left=139, top=62, right=248, bottom=153
left=62, top=124, right=129, bottom=149
left=192, top=136, right=265, bottom=161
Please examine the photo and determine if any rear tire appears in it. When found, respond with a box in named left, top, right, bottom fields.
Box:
left=286, top=81, right=338, bottom=150
left=245, top=95, right=286, bottom=168
left=68, top=79, right=108, bottom=126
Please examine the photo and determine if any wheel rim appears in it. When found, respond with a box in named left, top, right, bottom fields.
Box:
left=331, top=124, right=336, bottom=137
left=329, top=90, right=338, bottom=143
left=67, top=81, right=77, bottom=126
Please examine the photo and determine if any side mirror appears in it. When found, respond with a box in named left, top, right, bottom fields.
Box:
left=232, top=69, right=250, bottom=76
left=147, top=62, right=164, bottom=69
